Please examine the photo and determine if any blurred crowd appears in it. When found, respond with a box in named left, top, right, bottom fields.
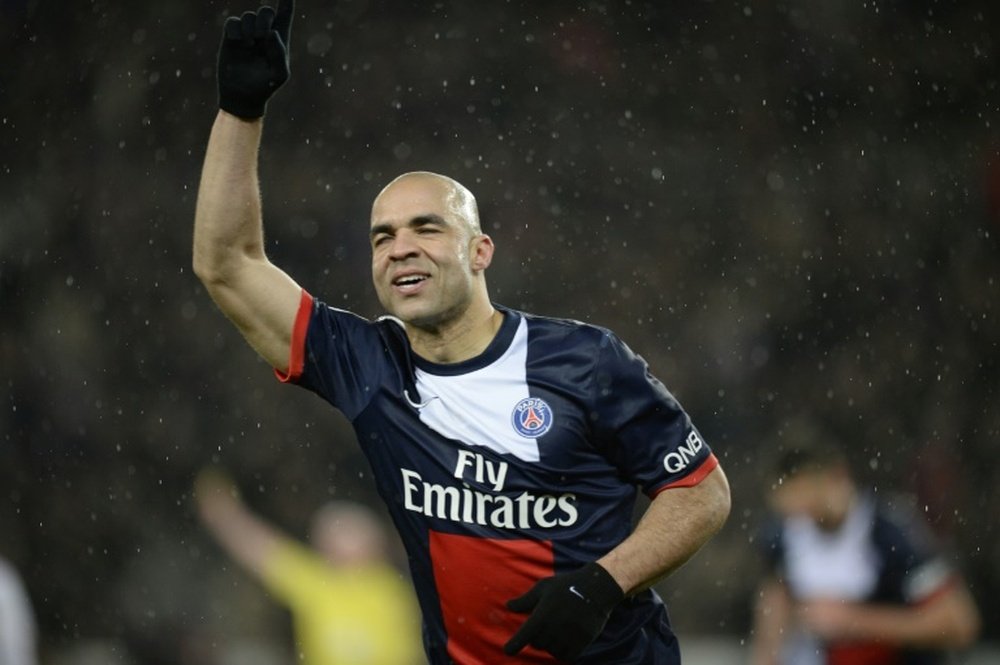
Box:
left=1, top=0, right=997, bottom=662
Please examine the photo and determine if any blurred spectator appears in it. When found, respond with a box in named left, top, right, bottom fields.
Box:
left=194, top=469, right=424, bottom=665
left=749, top=424, right=981, bottom=665
left=0, top=555, right=38, bottom=665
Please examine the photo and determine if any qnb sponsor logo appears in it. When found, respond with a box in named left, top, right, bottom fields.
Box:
left=663, top=430, right=705, bottom=474
left=400, top=468, right=579, bottom=529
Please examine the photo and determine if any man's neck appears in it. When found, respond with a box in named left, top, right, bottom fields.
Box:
left=818, top=485, right=858, bottom=532
left=407, top=303, right=504, bottom=364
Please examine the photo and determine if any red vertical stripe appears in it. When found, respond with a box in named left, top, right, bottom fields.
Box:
left=429, top=531, right=560, bottom=664
left=828, top=642, right=901, bottom=665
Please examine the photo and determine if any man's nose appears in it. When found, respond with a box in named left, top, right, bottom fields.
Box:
left=389, top=229, right=420, bottom=260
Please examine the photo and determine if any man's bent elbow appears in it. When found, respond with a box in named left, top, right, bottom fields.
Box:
left=193, top=257, right=226, bottom=287
left=192, top=254, right=215, bottom=285
left=921, top=584, right=981, bottom=650
left=935, top=616, right=980, bottom=650
left=706, top=465, right=732, bottom=535
left=953, top=620, right=981, bottom=649
left=950, top=595, right=982, bottom=649
left=192, top=245, right=244, bottom=289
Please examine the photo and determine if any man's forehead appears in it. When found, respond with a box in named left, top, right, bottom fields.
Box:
left=374, top=174, right=447, bottom=200
left=377, top=173, right=452, bottom=201
left=371, top=177, right=453, bottom=223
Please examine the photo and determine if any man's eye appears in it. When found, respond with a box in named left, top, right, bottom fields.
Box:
left=373, top=236, right=390, bottom=246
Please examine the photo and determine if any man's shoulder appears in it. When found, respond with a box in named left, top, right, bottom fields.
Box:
left=504, top=305, right=617, bottom=348
left=309, top=299, right=406, bottom=340
left=309, top=298, right=384, bottom=327
left=870, top=494, right=938, bottom=553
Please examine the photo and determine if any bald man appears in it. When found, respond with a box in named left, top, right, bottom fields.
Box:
left=194, top=3, right=730, bottom=663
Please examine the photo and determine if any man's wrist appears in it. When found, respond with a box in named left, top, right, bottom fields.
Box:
left=218, top=108, right=265, bottom=124
left=595, top=552, right=637, bottom=595
left=579, top=562, right=625, bottom=609
left=219, top=96, right=268, bottom=120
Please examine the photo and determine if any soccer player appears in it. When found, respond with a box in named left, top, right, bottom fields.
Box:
left=749, top=431, right=981, bottom=665
left=194, top=469, right=424, bottom=665
left=0, top=555, right=38, bottom=665
left=193, top=2, right=731, bottom=662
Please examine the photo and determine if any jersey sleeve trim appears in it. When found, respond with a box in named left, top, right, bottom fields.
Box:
left=913, top=574, right=959, bottom=607
left=904, top=555, right=958, bottom=605
left=274, top=289, right=313, bottom=384
left=649, top=453, right=719, bottom=496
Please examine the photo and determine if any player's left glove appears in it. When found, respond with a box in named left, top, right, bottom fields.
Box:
left=216, top=0, right=295, bottom=119
left=504, top=562, right=624, bottom=662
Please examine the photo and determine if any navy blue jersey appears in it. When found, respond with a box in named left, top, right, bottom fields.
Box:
left=760, top=496, right=956, bottom=665
left=280, top=292, right=718, bottom=664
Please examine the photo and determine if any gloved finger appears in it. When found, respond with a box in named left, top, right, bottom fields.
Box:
left=273, top=0, right=295, bottom=44
left=503, top=614, right=542, bottom=656
left=506, top=582, right=544, bottom=613
left=240, top=11, right=257, bottom=43
left=255, top=6, right=275, bottom=38
left=263, top=31, right=287, bottom=64
left=223, top=16, right=243, bottom=40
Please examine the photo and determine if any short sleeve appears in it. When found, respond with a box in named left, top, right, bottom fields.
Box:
left=589, top=330, right=718, bottom=496
left=276, top=291, right=388, bottom=420
left=873, top=506, right=956, bottom=604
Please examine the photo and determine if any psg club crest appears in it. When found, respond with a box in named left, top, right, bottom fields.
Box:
left=511, top=397, right=554, bottom=438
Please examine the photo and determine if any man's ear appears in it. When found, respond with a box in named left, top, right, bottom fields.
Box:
left=470, top=234, right=495, bottom=272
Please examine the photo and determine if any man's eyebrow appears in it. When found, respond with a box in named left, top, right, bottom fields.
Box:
left=370, top=214, right=447, bottom=238
left=410, top=214, right=447, bottom=228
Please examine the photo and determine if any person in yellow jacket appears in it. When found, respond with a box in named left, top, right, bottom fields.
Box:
left=195, top=469, right=424, bottom=665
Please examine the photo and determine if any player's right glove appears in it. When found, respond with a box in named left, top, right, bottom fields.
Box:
left=504, top=562, right=624, bottom=662
left=216, top=0, right=295, bottom=119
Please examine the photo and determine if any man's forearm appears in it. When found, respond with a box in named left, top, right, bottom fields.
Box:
left=200, top=496, right=281, bottom=578
left=802, top=585, right=980, bottom=649
left=749, top=579, right=791, bottom=665
left=193, top=111, right=266, bottom=283
left=597, top=466, right=730, bottom=594
left=845, top=604, right=952, bottom=646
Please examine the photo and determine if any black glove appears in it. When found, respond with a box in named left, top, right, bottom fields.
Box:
left=504, top=562, right=624, bottom=662
left=217, top=0, right=295, bottom=119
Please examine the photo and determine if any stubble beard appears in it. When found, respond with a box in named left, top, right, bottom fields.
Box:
left=403, top=292, right=471, bottom=333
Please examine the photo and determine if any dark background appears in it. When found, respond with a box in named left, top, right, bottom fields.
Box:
left=1, top=0, right=998, bottom=662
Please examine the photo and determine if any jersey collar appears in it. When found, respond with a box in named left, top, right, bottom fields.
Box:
left=412, top=304, right=520, bottom=376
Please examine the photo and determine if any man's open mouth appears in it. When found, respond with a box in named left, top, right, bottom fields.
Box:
left=392, top=274, right=430, bottom=293
left=393, top=275, right=428, bottom=286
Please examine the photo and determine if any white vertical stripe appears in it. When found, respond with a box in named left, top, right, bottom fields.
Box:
left=414, top=318, right=542, bottom=462
left=784, top=498, right=879, bottom=600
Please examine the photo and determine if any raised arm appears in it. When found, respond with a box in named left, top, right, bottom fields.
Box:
left=193, top=112, right=301, bottom=369
left=193, top=0, right=302, bottom=371
left=194, top=469, right=284, bottom=578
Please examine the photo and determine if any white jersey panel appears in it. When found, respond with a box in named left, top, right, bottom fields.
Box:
left=413, top=317, right=541, bottom=462
left=783, top=497, right=879, bottom=600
